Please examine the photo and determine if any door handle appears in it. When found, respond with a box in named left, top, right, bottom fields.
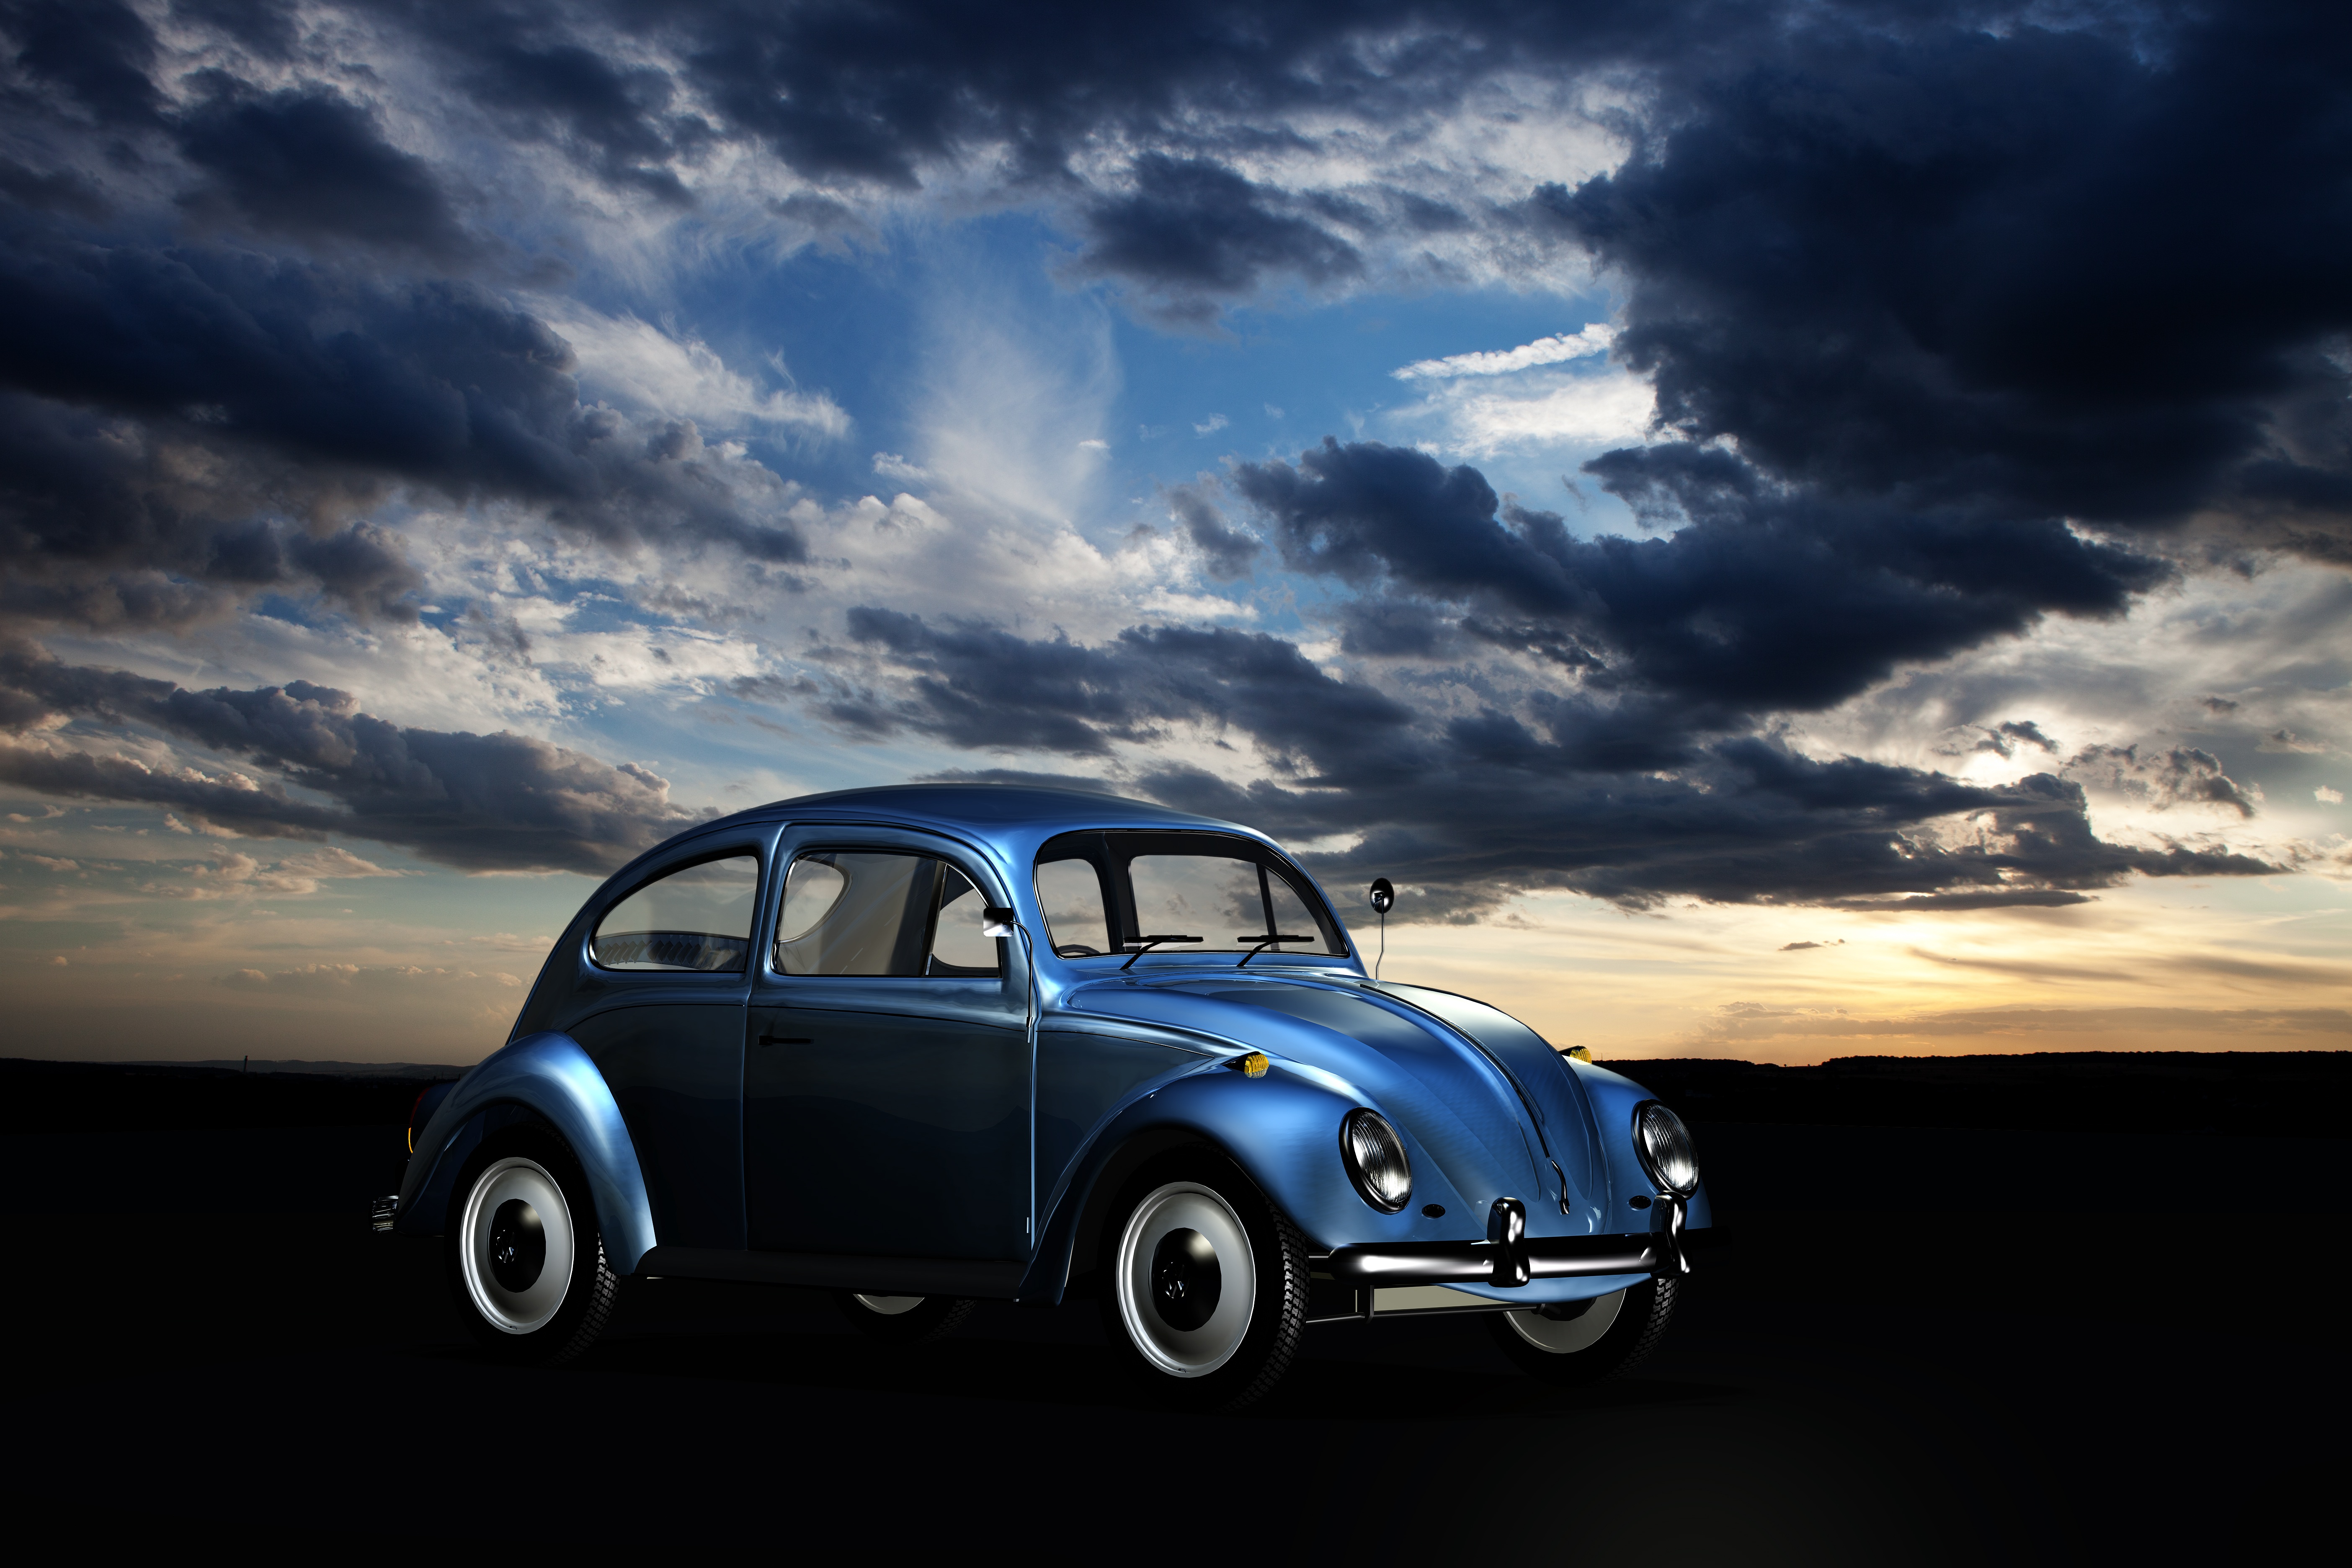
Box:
left=758, top=1035, right=812, bottom=1047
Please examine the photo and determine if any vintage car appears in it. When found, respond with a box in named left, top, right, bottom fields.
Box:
left=380, top=784, right=1709, bottom=1409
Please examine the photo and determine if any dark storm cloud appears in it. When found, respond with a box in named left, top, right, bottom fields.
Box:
left=0, top=644, right=700, bottom=872
left=0, top=212, right=807, bottom=624
left=0, top=1, right=2337, bottom=918
left=1076, top=155, right=1363, bottom=322
left=175, top=83, right=475, bottom=258
left=169, top=0, right=301, bottom=60
left=2, top=0, right=164, bottom=127
left=372, top=0, right=1731, bottom=314
left=2069, top=743, right=2260, bottom=819
left=833, top=608, right=1410, bottom=759
left=0, top=3, right=824, bottom=629
left=1165, top=485, right=1260, bottom=580
left=1233, top=438, right=2169, bottom=714
left=454, top=32, right=709, bottom=206
left=659, top=0, right=1454, bottom=188
left=1996, top=721, right=2058, bottom=756
left=1536, top=5, right=2352, bottom=560
left=821, top=612, right=2277, bottom=915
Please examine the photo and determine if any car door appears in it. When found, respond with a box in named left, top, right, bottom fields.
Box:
left=744, top=829, right=1030, bottom=1261
left=556, top=836, right=768, bottom=1250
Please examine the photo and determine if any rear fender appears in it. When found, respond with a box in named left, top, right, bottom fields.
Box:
left=394, top=1032, right=658, bottom=1273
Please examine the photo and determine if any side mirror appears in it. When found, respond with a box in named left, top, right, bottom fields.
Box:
left=1368, top=878, right=1394, bottom=915
left=981, top=906, right=1019, bottom=937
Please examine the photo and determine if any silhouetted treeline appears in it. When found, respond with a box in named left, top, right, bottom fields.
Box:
left=1622, top=1052, right=2349, bottom=1137
left=0, top=1060, right=458, bottom=1133
left=3, top=1052, right=2344, bottom=1136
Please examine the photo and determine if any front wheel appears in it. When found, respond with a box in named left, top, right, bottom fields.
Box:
left=1485, top=1276, right=1677, bottom=1385
left=1097, top=1158, right=1307, bottom=1413
left=445, top=1125, right=621, bottom=1365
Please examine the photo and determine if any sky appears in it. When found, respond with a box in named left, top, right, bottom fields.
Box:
left=1, top=0, right=2347, bottom=1067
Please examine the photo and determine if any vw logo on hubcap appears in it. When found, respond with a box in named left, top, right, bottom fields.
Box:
left=1149, top=1227, right=1221, bottom=1331
left=488, top=1198, right=546, bottom=1291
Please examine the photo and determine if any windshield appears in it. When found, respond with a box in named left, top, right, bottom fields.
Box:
left=1033, top=830, right=1349, bottom=962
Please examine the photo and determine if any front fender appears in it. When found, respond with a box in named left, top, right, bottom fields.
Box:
left=394, top=1032, right=659, bottom=1274
left=1018, top=1057, right=1483, bottom=1305
left=1572, top=1060, right=1715, bottom=1230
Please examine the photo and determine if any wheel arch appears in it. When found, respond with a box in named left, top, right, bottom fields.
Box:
left=1016, top=1062, right=1369, bottom=1305
left=395, top=1031, right=658, bottom=1273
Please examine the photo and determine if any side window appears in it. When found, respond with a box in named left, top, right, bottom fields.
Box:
left=1035, top=857, right=1111, bottom=957
left=928, top=862, right=1001, bottom=975
left=592, top=854, right=758, bottom=972
left=775, top=851, right=1002, bottom=977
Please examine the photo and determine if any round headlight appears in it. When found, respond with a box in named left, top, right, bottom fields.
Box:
left=1634, top=1101, right=1699, bottom=1196
left=1340, top=1109, right=1412, bottom=1213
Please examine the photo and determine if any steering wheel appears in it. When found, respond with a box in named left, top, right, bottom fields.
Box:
left=1055, top=943, right=1102, bottom=957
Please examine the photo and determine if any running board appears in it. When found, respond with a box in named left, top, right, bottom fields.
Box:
left=635, top=1246, right=1026, bottom=1300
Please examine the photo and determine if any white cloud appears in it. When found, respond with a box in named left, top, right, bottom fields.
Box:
left=535, top=304, right=851, bottom=439
left=180, top=848, right=402, bottom=899
left=1400, top=363, right=1656, bottom=455
left=1393, top=323, right=1617, bottom=380
left=886, top=267, right=1126, bottom=532
left=2320, top=786, right=2344, bottom=805
left=1194, top=413, right=1230, bottom=436
left=872, top=451, right=932, bottom=484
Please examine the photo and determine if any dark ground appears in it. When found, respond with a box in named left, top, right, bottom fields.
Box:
left=0, top=1054, right=2342, bottom=1558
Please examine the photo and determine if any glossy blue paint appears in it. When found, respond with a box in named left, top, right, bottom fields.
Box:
left=428, top=784, right=1705, bottom=1308
left=395, top=1031, right=659, bottom=1273
left=1574, top=1059, right=1716, bottom=1230
left=1058, top=974, right=1636, bottom=1240
left=1034, top=1024, right=1209, bottom=1215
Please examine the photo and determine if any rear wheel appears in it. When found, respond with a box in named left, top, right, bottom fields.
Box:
left=1485, top=1277, right=1677, bottom=1385
left=833, top=1292, right=976, bottom=1344
left=1097, top=1156, right=1307, bottom=1412
left=445, top=1125, right=621, bottom=1365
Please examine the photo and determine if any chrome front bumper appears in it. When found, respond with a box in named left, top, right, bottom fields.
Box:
left=1314, top=1194, right=1690, bottom=1292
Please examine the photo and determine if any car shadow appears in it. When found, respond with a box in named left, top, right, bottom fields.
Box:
left=398, top=1319, right=1741, bottom=1423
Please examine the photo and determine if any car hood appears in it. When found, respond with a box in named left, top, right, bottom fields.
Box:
left=1060, top=972, right=1601, bottom=1208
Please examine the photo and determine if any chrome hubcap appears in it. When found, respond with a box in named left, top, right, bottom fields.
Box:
left=460, top=1156, right=575, bottom=1334
left=1116, top=1182, right=1254, bottom=1378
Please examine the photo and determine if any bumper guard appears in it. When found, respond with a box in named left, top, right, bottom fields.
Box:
left=1316, top=1194, right=1690, bottom=1292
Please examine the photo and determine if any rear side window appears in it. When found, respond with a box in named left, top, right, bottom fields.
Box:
left=775, top=850, right=1002, bottom=977
left=592, top=854, right=759, bottom=972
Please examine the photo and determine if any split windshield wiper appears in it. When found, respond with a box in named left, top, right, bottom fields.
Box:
left=1235, top=934, right=1310, bottom=967
left=1120, top=934, right=1203, bottom=970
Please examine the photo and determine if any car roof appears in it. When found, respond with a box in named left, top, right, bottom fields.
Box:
left=698, top=782, right=1252, bottom=843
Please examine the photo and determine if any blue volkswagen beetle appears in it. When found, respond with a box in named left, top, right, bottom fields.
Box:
left=382, top=784, right=1709, bottom=1409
